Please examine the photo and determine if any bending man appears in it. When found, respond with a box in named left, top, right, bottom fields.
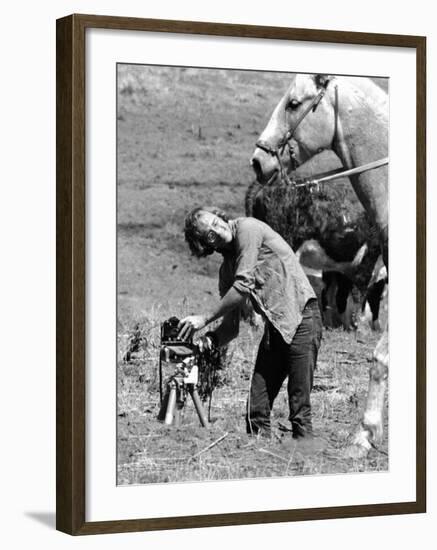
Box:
left=178, top=207, right=322, bottom=438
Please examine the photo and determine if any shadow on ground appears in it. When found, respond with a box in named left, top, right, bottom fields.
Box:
left=25, top=511, right=56, bottom=529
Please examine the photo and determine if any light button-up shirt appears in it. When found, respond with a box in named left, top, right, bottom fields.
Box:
left=219, top=217, right=316, bottom=344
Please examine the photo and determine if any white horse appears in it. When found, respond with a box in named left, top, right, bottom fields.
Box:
left=252, top=74, right=388, bottom=457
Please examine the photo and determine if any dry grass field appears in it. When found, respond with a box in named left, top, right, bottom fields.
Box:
left=117, top=65, right=388, bottom=485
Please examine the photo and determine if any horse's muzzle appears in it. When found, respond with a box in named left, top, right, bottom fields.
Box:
left=250, top=148, right=280, bottom=185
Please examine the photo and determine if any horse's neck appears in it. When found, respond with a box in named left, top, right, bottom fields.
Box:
left=331, top=81, right=388, bottom=231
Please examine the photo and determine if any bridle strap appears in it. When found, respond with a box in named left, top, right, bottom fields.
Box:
left=255, top=80, right=331, bottom=157
left=255, top=139, right=279, bottom=156
left=280, top=82, right=329, bottom=146
left=255, top=140, right=294, bottom=185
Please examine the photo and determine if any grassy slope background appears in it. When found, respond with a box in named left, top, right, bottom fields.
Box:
left=117, top=65, right=388, bottom=484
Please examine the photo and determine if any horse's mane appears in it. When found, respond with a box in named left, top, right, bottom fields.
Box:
left=337, top=76, right=388, bottom=122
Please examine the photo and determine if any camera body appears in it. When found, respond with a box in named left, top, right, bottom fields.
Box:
left=159, top=317, right=200, bottom=394
left=161, top=316, right=185, bottom=344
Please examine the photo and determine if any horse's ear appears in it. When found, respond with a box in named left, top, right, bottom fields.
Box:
left=314, top=74, right=332, bottom=89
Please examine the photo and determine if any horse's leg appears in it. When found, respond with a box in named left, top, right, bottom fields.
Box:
left=345, top=228, right=389, bottom=457
left=346, top=324, right=388, bottom=457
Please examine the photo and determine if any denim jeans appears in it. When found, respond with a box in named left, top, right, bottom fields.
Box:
left=246, top=299, right=323, bottom=438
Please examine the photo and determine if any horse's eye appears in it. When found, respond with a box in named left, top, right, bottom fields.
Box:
left=287, top=98, right=301, bottom=110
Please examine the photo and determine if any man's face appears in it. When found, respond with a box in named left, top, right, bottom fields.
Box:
left=197, top=211, right=233, bottom=251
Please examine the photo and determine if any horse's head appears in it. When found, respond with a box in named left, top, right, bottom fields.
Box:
left=251, top=74, right=336, bottom=184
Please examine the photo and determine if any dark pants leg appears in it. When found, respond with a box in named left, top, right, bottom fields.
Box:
left=246, top=300, right=322, bottom=438
left=287, top=301, right=322, bottom=436
left=246, top=335, right=288, bottom=436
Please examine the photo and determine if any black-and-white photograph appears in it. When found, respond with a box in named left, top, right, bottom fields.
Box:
left=116, top=64, right=389, bottom=485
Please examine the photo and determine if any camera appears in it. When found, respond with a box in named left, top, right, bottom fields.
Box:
left=157, top=316, right=222, bottom=427
left=158, top=316, right=207, bottom=426
left=160, top=316, right=198, bottom=367
left=161, top=316, right=188, bottom=344
left=159, top=316, right=199, bottom=396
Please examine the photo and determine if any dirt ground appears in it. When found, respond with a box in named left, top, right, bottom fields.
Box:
left=117, top=65, right=388, bottom=485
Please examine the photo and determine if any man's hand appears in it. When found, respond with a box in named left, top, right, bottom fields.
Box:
left=177, top=288, right=244, bottom=341
left=197, top=334, right=214, bottom=353
left=177, top=315, right=207, bottom=341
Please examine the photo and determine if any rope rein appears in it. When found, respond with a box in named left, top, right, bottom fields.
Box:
left=294, top=157, right=389, bottom=189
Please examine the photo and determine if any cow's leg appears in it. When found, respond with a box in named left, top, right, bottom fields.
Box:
left=322, top=273, right=340, bottom=328
left=335, top=274, right=359, bottom=330
left=345, top=326, right=388, bottom=457
left=335, top=273, right=350, bottom=311
left=366, top=279, right=386, bottom=331
left=342, top=294, right=357, bottom=331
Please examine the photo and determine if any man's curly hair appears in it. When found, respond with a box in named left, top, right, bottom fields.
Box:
left=184, top=206, right=230, bottom=258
